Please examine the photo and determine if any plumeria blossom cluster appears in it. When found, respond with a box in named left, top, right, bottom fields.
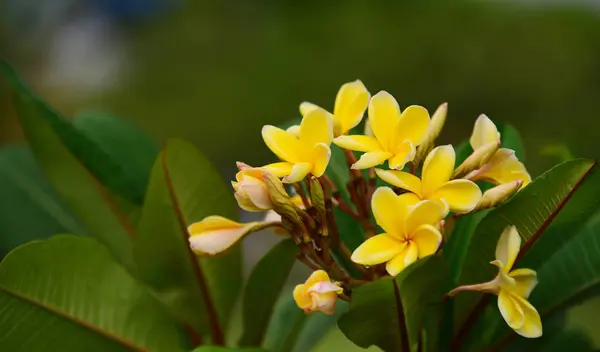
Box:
left=187, top=80, right=537, bottom=336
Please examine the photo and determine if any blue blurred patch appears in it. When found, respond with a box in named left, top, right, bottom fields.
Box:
left=92, top=0, right=179, bottom=21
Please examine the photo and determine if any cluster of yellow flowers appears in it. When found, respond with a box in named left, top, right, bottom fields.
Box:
left=187, top=80, right=540, bottom=338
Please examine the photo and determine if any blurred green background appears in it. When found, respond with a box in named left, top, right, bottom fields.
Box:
left=2, top=0, right=600, bottom=349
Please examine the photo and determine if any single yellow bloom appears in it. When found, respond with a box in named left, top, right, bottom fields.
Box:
left=448, top=226, right=542, bottom=338
left=351, top=187, right=445, bottom=276
left=262, top=108, right=333, bottom=183
left=299, top=80, right=370, bottom=137
left=231, top=168, right=273, bottom=212
left=469, top=115, right=531, bottom=186
left=188, top=216, right=269, bottom=256
left=334, top=91, right=431, bottom=170
left=375, top=145, right=482, bottom=214
left=293, top=270, right=343, bottom=315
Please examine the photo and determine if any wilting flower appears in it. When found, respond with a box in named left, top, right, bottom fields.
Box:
left=232, top=168, right=273, bottom=211
left=448, top=226, right=542, bottom=338
left=189, top=216, right=272, bottom=256
left=334, top=91, right=430, bottom=170
left=375, top=145, right=482, bottom=214
left=293, top=270, right=343, bottom=315
left=262, top=108, right=333, bottom=183
left=467, top=115, right=531, bottom=186
left=351, top=187, right=445, bottom=276
left=298, top=80, right=370, bottom=137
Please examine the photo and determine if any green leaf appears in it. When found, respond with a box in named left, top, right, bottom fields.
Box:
left=263, top=295, right=306, bottom=352
left=339, top=256, right=449, bottom=352
left=191, top=347, right=267, bottom=352
left=239, top=239, right=299, bottom=347
left=134, top=139, right=241, bottom=342
left=452, top=159, right=596, bottom=345
left=454, top=141, right=472, bottom=166
left=0, top=146, right=87, bottom=257
left=292, top=300, right=348, bottom=352
left=1, top=61, right=137, bottom=270
left=0, top=235, right=185, bottom=352
left=497, top=122, right=525, bottom=161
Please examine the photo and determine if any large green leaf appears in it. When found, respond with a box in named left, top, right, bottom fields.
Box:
left=0, top=235, right=185, bottom=352
left=191, top=347, right=266, bottom=352
left=239, top=239, right=299, bottom=347
left=451, top=159, right=596, bottom=347
left=0, top=146, right=86, bottom=257
left=338, top=256, right=449, bottom=352
left=1, top=61, right=137, bottom=270
left=292, top=300, right=348, bottom=352
left=134, top=139, right=241, bottom=343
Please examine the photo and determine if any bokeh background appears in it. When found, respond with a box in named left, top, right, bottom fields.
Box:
left=2, top=0, right=600, bottom=349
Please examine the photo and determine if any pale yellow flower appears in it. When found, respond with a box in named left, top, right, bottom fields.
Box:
left=232, top=168, right=273, bottom=212
left=293, top=270, right=343, bottom=315
left=188, top=216, right=268, bottom=256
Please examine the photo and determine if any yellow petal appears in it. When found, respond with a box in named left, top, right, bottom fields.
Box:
left=375, top=169, right=422, bottom=197
left=286, top=125, right=301, bottom=138
left=398, top=192, right=422, bottom=208
left=511, top=294, right=543, bottom=338
left=395, top=105, right=430, bottom=146
left=388, top=141, right=416, bottom=170
left=470, top=114, right=500, bottom=150
left=405, top=200, right=445, bottom=235
left=475, top=149, right=531, bottom=186
left=411, top=224, right=442, bottom=258
left=309, top=291, right=339, bottom=315
left=188, top=215, right=240, bottom=233
left=300, top=108, right=334, bottom=149
left=293, top=284, right=311, bottom=310
left=305, top=269, right=331, bottom=287
left=262, top=125, right=303, bottom=163
left=238, top=175, right=271, bottom=209
left=386, top=242, right=418, bottom=276
left=351, top=151, right=392, bottom=169
left=262, top=162, right=294, bottom=178
left=333, top=80, right=370, bottom=135
left=498, top=290, right=525, bottom=330
left=371, top=187, right=409, bottom=235
left=299, top=102, right=321, bottom=116
left=333, top=135, right=382, bottom=153
left=351, top=234, right=406, bottom=266
left=283, top=162, right=312, bottom=183
left=234, top=193, right=262, bottom=212
left=496, top=225, right=522, bottom=273
left=509, top=268, right=538, bottom=299
left=311, top=143, right=331, bottom=177
left=368, top=91, right=401, bottom=151
left=429, top=179, right=482, bottom=214
left=188, top=217, right=260, bottom=255
left=422, top=145, right=455, bottom=197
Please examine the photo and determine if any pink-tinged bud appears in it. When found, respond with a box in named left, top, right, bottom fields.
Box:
left=473, top=180, right=523, bottom=211
left=232, top=168, right=273, bottom=212
left=293, top=270, right=343, bottom=315
left=453, top=140, right=501, bottom=179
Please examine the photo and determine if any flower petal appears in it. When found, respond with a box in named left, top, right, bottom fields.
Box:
left=189, top=220, right=260, bottom=255
left=351, top=151, right=392, bottom=169
left=395, top=105, right=430, bottom=146
left=283, top=162, right=312, bottom=183
left=234, top=193, right=263, bottom=212
left=305, top=269, right=331, bottom=287
left=239, top=175, right=271, bottom=209
left=311, top=143, right=331, bottom=177
left=333, top=80, right=370, bottom=135
left=286, top=125, right=301, bottom=138
left=310, top=291, right=338, bottom=315
left=262, top=162, right=294, bottom=178
left=411, top=224, right=442, bottom=258
left=188, top=215, right=240, bottom=233
left=386, top=242, right=418, bottom=276
left=398, top=192, right=422, bottom=208
left=470, top=114, right=500, bottom=150
left=477, top=149, right=531, bottom=186
left=509, top=268, right=538, bottom=299
left=496, top=225, right=522, bottom=273
left=351, top=234, right=406, bottom=266
left=293, top=284, right=311, bottom=310
left=368, top=91, right=401, bottom=151
left=262, top=125, right=303, bottom=163
left=498, top=290, right=525, bottom=330
left=334, top=135, right=382, bottom=153
left=308, top=281, right=343, bottom=295
left=371, top=187, right=409, bottom=235
left=405, top=200, right=446, bottom=235
left=300, top=108, right=334, bottom=149
left=299, top=102, right=321, bottom=116
left=511, top=294, right=543, bottom=338
left=429, top=179, right=482, bottom=214
left=388, top=141, right=416, bottom=170
left=422, top=145, right=455, bottom=197
left=375, top=169, right=422, bottom=197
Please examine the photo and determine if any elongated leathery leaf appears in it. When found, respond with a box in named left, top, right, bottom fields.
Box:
left=134, top=139, right=241, bottom=343
left=0, top=236, right=185, bottom=352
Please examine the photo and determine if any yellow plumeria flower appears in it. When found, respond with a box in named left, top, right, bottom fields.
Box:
left=232, top=168, right=273, bottom=212
left=261, top=108, right=333, bottom=183
left=468, top=115, right=531, bottom=186
left=299, top=80, right=370, bottom=137
left=188, top=216, right=271, bottom=256
left=448, top=226, right=542, bottom=338
left=375, top=145, right=482, bottom=214
left=293, top=270, right=343, bottom=315
left=351, top=187, right=446, bottom=276
left=334, top=91, right=431, bottom=170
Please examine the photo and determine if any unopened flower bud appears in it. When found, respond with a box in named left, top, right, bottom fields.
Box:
left=473, top=180, right=523, bottom=211
left=232, top=168, right=273, bottom=212
left=414, top=102, right=447, bottom=167
left=293, top=270, right=343, bottom=315
left=263, top=171, right=303, bottom=226
left=453, top=140, right=500, bottom=179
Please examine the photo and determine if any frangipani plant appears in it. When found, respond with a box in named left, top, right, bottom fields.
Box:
left=1, top=62, right=600, bottom=352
